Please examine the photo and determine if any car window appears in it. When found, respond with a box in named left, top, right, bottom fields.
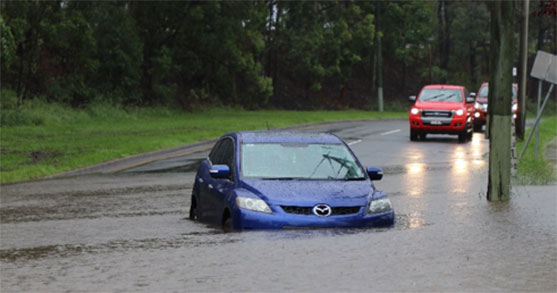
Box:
left=479, top=85, right=488, bottom=98
left=241, top=143, right=364, bottom=180
left=478, top=85, right=518, bottom=99
left=418, top=89, right=462, bottom=102
left=209, top=137, right=235, bottom=180
left=208, top=140, right=224, bottom=164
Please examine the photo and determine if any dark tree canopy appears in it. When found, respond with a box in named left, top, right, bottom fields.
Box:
left=1, top=0, right=555, bottom=110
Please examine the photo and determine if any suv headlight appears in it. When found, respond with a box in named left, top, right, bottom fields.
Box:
left=410, top=108, right=420, bottom=115
left=236, top=197, right=272, bottom=213
left=454, top=109, right=464, bottom=116
left=368, top=198, right=392, bottom=214
left=512, top=104, right=518, bottom=111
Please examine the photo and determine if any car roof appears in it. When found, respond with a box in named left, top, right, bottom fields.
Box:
left=233, top=131, right=343, bottom=144
left=423, top=84, right=465, bottom=90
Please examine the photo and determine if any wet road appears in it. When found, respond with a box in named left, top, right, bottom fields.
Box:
left=1, top=119, right=556, bottom=292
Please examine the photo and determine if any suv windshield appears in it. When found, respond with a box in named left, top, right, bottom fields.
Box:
left=418, top=89, right=462, bottom=102
left=241, top=143, right=365, bottom=180
left=478, top=85, right=517, bottom=99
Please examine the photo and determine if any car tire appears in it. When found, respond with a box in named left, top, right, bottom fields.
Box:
left=458, top=131, right=467, bottom=143
left=418, top=132, right=427, bottom=141
left=410, top=129, right=418, bottom=141
left=189, top=195, right=198, bottom=220
left=223, top=216, right=233, bottom=232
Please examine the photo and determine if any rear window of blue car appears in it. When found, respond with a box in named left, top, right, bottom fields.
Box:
left=240, top=143, right=365, bottom=180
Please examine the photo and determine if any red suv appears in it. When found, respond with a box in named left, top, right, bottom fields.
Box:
left=473, top=82, right=519, bottom=132
left=409, top=84, right=476, bottom=143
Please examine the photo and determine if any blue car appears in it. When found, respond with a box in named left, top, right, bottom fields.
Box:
left=189, top=131, right=394, bottom=230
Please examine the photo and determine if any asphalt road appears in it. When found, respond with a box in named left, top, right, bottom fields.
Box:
left=1, top=119, right=556, bottom=292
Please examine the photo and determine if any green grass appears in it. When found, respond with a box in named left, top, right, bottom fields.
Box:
left=0, top=102, right=405, bottom=183
left=515, top=116, right=557, bottom=185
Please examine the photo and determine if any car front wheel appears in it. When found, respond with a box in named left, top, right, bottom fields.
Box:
left=189, top=195, right=198, bottom=220
left=410, top=129, right=418, bottom=141
left=458, top=131, right=467, bottom=143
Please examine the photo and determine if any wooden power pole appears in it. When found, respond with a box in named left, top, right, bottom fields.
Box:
left=486, top=1, right=515, bottom=201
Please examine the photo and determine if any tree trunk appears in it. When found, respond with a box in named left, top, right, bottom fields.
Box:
left=486, top=0, right=514, bottom=201
left=437, top=0, right=451, bottom=80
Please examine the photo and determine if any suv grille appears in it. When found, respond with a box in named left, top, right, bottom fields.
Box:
left=421, top=110, right=452, bottom=118
left=281, top=206, right=361, bottom=216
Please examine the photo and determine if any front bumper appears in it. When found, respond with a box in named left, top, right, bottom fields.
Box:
left=409, top=115, right=471, bottom=134
left=234, top=207, right=395, bottom=230
left=474, top=110, right=486, bottom=126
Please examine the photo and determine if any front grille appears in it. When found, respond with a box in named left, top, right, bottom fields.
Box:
left=281, top=206, right=312, bottom=215
left=281, top=206, right=361, bottom=216
left=421, top=110, right=452, bottom=118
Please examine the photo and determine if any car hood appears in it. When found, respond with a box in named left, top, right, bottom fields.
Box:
left=240, top=179, right=371, bottom=206
left=475, top=97, right=517, bottom=104
left=414, top=101, right=463, bottom=110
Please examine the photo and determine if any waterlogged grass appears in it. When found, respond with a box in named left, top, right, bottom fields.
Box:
left=515, top=116, right=557, bottom=185
left=0, top=104, right=405, bottom=183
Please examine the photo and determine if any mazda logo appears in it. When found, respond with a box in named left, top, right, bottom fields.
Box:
left=313, top=204, right=332, bottom=217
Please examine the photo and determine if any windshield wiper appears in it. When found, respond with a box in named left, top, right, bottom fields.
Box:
left=437, top=94, right=455, bottom=101
left=423, top=93, right=445, bottom=101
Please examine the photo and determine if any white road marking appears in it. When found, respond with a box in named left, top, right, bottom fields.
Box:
left=380, top=129, right=401, bottom=136
left=348, top=139, right=362, bottom=146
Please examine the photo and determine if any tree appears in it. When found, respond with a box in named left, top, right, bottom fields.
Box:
left=486, top=1, right=515, bottom=201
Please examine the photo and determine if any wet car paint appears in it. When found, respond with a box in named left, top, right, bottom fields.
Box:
left=1, top=120, right=555, bottom=292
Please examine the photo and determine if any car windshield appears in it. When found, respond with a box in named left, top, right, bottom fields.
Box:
left=478, top=85, right=517, bottom=99
left=241, top=143, right=365, bottom=180
left=418, top=89, right=462, bottom=102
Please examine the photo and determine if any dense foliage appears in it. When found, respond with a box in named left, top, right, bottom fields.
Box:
left=1, top=1, right=556, bottom=110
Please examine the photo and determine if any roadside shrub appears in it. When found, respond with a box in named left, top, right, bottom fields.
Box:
left=0, top=89, right=18, bottom=110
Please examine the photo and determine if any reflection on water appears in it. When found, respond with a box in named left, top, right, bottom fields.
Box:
left=403, top=150, right=427, bottom=197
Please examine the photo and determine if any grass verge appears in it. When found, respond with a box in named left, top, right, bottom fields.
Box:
left=0, top=103, right=405, bottom=184
left=515, top=116, right=557, bottom=185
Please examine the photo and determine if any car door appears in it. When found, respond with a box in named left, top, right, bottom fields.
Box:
left=197, top=140, right=223, bottom=220
left=204, top=137, right=236, bottom=225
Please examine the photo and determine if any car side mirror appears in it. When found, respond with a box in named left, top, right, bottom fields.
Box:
left=210, top=164, right=230, bottom=179
left=367, top=167, right=383, bottom=181
left=409, top=95, right=416, bottom=102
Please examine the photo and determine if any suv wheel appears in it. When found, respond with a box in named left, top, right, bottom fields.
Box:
left=458, top=131, right=467, bottom=143
left=410, top=129, right=418, bottom=141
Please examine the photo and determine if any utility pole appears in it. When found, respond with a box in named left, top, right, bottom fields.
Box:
left=376, top=1, right=384, bottom=112
left=486, top=0, right=514, bottom=201
left=517, top=0, right=529, bottom=140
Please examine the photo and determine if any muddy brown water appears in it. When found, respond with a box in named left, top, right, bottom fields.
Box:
left=1, top=122, right=556, bottom=292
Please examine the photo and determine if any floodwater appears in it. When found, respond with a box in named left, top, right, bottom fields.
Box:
left=1, top=121, right=556, bottom=292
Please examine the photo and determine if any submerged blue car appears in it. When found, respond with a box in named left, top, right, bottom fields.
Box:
left=189, top=131, right=394, bottom=230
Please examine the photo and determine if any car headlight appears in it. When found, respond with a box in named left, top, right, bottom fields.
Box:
left=236, top=197, right=272, bottom=213
left=512, top=104, right=518, bottom=111
left=454, top=109, right=464, bottom=116
left=475, top=102, right=481, bottom=110
left=410, top=108, right=420, bottom=115
left=368, top=198, right=392, bottom=214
